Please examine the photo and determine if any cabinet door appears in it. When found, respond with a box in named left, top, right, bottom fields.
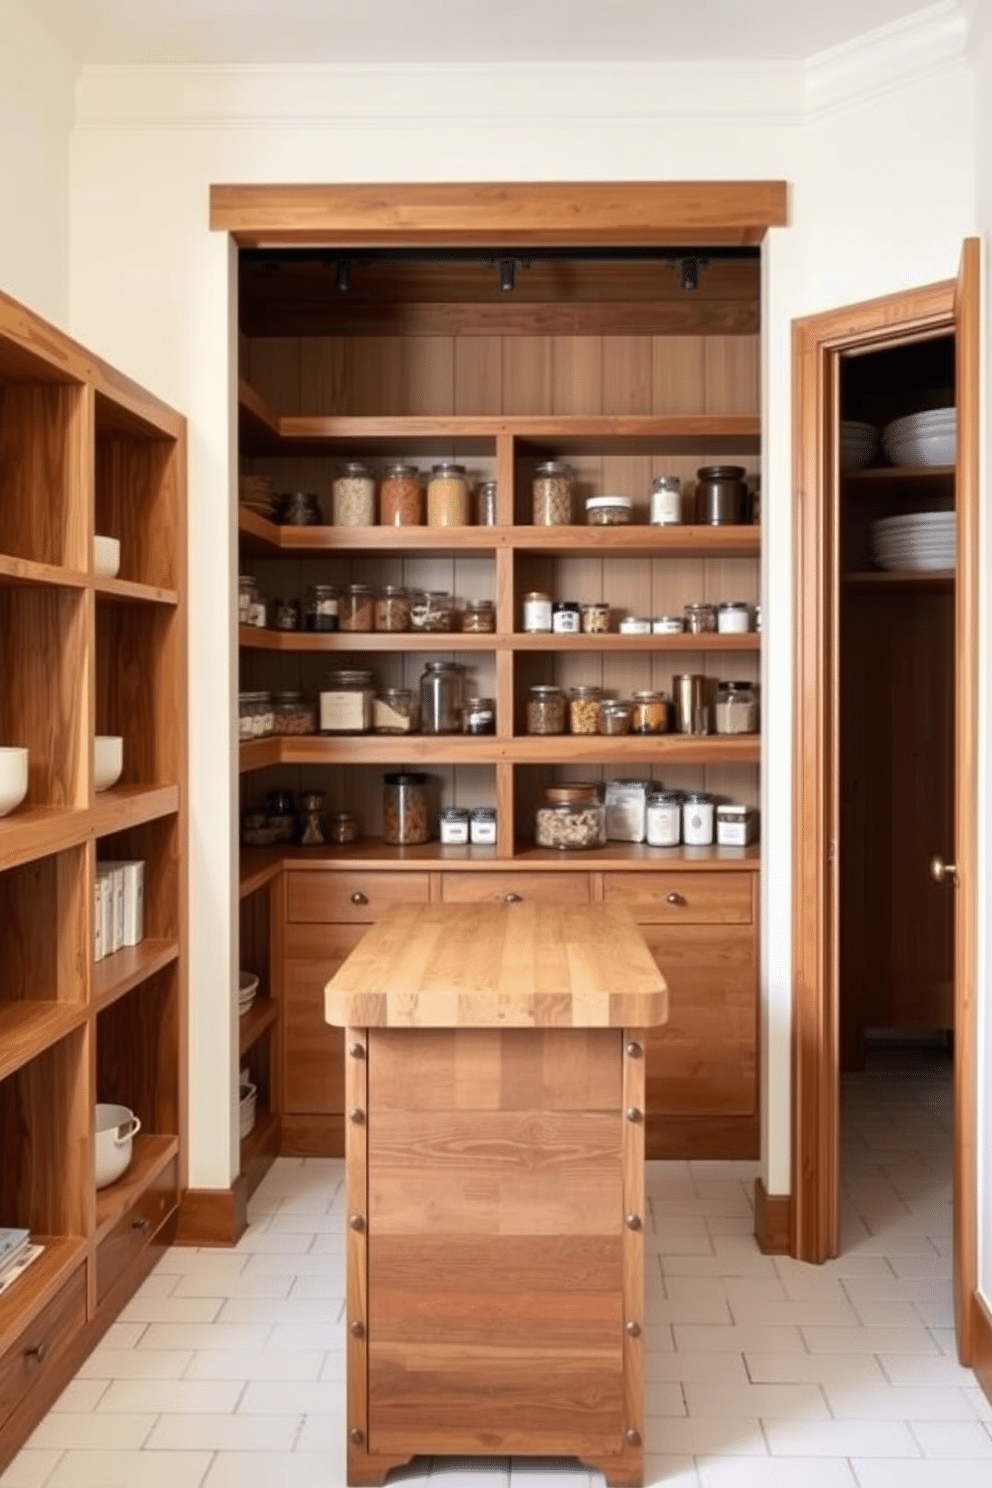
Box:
left=284, top=923, right=365, bottom=1115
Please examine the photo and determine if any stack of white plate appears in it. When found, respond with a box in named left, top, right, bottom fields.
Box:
left=871, top=511, right=955, bottom=572
left=238, top=971, right=259, bottom=1017
left=840, top=420, right=879, bottom=472
left=882, top=407, right=955, bottom=467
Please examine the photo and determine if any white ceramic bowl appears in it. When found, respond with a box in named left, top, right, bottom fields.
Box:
left=94, top=735, right=124, bottom=792
left=95, top=1102, right=141, bottom=1189
left=883, top=430, right=956, bottom=467
left=93, top=535, right=121, bottom=578
left=0, top=746, right=29, bottom=817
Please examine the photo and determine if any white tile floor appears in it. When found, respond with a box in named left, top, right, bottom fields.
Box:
left=4, top=1041, right=988, bottom=1488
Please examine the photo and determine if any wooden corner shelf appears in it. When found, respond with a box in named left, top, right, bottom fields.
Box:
left=94, top=1133, right=180, bottom=1243
left=238, top=626, right=761, bottom=654
left=90, top=785, right=180, bottom=836
left=92, top=940, right=181, bottom=1014
left=239, top=998, right=279, bottom=1057
left=0, top=1003, right=88, bottom=1084
left=94, top=577, right=180, bottom=607
left=240, top=732, right=759, bottom=771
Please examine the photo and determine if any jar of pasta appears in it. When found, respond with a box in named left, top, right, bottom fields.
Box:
left=379, top=463, right=423, bottom=526
left=532, top=461, right=575, bottom=525
left=427, top=462, right=470, bottom=526
left=569, top=685, right=602, bottom=735
left=332, top=462, right=375, bottom=526
left=383, top=772, right=431, bottom=846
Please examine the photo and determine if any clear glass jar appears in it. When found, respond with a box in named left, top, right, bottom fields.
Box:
left=319, top=669, right=373, bottom=734
left=410, top=589, right=454, bottom=633
left=279, top=490, right=322, bottom=527
left=599, top=700, right=633, bottom=735
left=272, top=596, right=301, bottom=631
left=333, top=462, right=376, bottom=526
left=652, top=614, right=684, bottom=635
left=477, top=480, right=498, bottom=526
left=462, top=696, right=496, bottom=735
left=374, top=586, right=411, bottom=632
left=526, top=684, right=566, bottom=735
left=304, top=584, right=339, bottom=632
left=535, top=800, right=607, bottom=851
left=646, top=791, right=683, bottom=847
left=379, top=463, right=423, bottom=526
left=522, top=591, right=553, bottom=633
left=618, top=617, right=652, bottom=635
left=266, top=787, right=296, bottom=832
left=714, top=681, right=759, bottom=734
left=470, top=807, right=497, bottom=845
left=372, top=686, right=414, bottom=734
left=238, top=575, right=258, bottom=626
left=532, top=461, right=575, bottom=525
left=605, top=779, right=649, bottom=842
left=630, top=690, right=669, bottom=735
left=716, top=804, right=756, bottom=846
left=439, top=806, right=470, bottom=845
left=339, top=583, right=374, bottom=632
left=716, top=601, right=752, bottom=634
left=552, top=602, right=581, bottom=635
left=253, top=692, right=274, bottom=738
left=383, top=772, right=431, bottom=845
left=569, top=685, right=603, bottom=734
left=684, top=601, right=718, bottom=635
left=580, top=602, right=610, bottom=635
left=682, top=791, right=715, bottom=846
left=273, top=691, right=316, bottom=736
left=299, top=793, right=326, bottom=846
left=462, top=598, right=496, bottom=634
left=586, top=495, right=633, bottom=526
left=427, top=462, right=470, bottom=526
left=650, top=475, right=683, bottom=526
left=237, top=691, right=262, bottom=741
left=419, top=660, right=463, bottom=734
left=329, top=811, right=361, bottom=845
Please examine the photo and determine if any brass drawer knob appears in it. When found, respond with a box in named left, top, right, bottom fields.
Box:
left=349, top=1214, right=365, bottom=1231
left=502, top=892, right=522, bottom=904
left=625, top=1106, right=642, bottom=1123
left=625, top=1041, right=642, bottom=1058
left=350, top=891, right=369, bottom=905
left=349, top=1042, right=365, bottom=1059
left=348, top=1108, right=365, bottom=1124
left=349, top=1320, right=365, bottom=1338
left=624, top=1214, right=642, bottom=1231
left=349, top=1427, right=365, bottom=1445
left=625, top=1320, right=641, bottom=1337
left=625, top=1427, right=641, bottom=1446
left=666, top=891, right=685, bottom=905
left=25, top=1343, right=47, bottom=1364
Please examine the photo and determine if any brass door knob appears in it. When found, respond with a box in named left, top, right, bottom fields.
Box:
left=930, top=856, right=958, bottom=886
left=502, top=892, right=522, bottom=904
left=666, top=892, right=685, bottom=905
left=351, top=891, right=369, bottom=905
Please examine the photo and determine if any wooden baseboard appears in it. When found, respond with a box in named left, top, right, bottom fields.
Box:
left=754, top=1178, right=792, bottom=1254
left=972, top=1290, right=992, bottom=1404
left=173, top=1179, right=248, bottom=1247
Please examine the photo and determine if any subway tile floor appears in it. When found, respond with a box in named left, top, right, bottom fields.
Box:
left=4, top=1041, right=987, bottom=1488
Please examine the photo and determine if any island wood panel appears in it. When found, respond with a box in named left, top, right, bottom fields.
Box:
left=282, top=922, right=363, bottom=1120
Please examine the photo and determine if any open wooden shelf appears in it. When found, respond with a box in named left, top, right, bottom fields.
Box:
left=0, top=1239, right=87, bottom=1361
left=240, top=732, right=759, bottom=771
left=92, top=939, right=181, bottom=1014
left=94, top=1134, right=180, bottom=1243
left=240, top=998, right=279, bottom=1056
left=93, top=576, right=180, bottom=607
left=843, top=569, right=953, bottom=590
left=241, top=840, right=759, bottom=873
left=90, top=786, right=180, bottom=836
left=240, top=1106, right=280, bottom=1198
left=0, top=554, right=87, bottom=591
left=0, top=808, right=90, bottom=875
left=843, top=464, right=953, bottom=482
left=240, top=626, right=760, bottom=654
left=0, top=1003, right=87, bottom=1083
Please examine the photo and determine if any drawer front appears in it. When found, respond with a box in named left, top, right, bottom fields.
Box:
left=603, top=871, right=753, bottom=924
left=439, top=872, right=590, bottom=905
left=0, top=1266, right=86, bottom=1431
left=284, top=924, right=365, bottom=1115
left=96, top=1157, right=179, bottom=1305
left=287, top=871, right=431, bottom=924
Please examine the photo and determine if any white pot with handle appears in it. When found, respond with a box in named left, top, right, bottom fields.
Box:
left=95, top=1103, right=142, bottom=1189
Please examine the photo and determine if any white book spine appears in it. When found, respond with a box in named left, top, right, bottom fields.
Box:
left=100, top=869, right=114, bottom=960
left=121, top=860, right=145, bottom=946
left=94, top=871, right=105, bottom=962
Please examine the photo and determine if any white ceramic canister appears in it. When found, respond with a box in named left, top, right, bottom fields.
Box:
left=682, top=791, right=715, bottom=846
left=717, top=600, right=751, bottom=634
left=646, top=791, right=682, bottom=847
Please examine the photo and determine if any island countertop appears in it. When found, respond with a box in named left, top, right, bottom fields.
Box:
left=324, top=899, right=668, bottom=1030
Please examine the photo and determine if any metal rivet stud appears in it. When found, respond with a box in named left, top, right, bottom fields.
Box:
left=625, top=1041, right=642, bottom=1058
left=348, top=1107, right=365, bottom=1124
left=625, top=1320, right=641, bottom=1337
left=349, top=1320, right=365, bottom=1338
left=625, top=1427, right=641, bottom=1446
left=349, top=1214, right=365, bottom=1231
left=625, top=1106, right=642, bottom=1123
left=349, top=1042, right=365, bottom=1059
left=625, top=1214, right=642, bottom=1231
left=349, top=1427, right=365, bottom=1445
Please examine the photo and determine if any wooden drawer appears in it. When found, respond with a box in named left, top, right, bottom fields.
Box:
left=439, top=872, right=589, bottom=905
left=284, top=924, right=365, bottom=1115
left=0, top=1266, right=86, bottom=1431
left=287, top=871, right=431, bottom=924
left=603, top=871, right=753, bottom=924
left=96, top=1157, right=178, bottom=1305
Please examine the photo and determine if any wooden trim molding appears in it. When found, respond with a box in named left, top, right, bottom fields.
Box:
left=210, top=180, right=788, bottom=248
left=754, top=1180, right=792, bottom=1255
left=972, top=1292, right=992, bottom=1405
left=173, top=1180, right=248, bottom=1247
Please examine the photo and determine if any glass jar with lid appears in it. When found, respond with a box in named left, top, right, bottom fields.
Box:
left=238, top=575, right=258, bottom=626
left=526, top=684, right=566, bottom=735
left=477, top=479, right=498, bottom=526
left=237, top=691, right=262, bottom=741
left=427, top=463, right=470, bottom=526
left=532, top=460, right=575, bottom=525
left=535, top=784, right=606, bottom=851
left=462, top=697, right=495, bottom=735
left=580, top=602, right=610, bottom=635
left=419, top=660, right=463, bottom=734
left=328, top=811, right=361, bottom=845
left=273, top=691, right=316, bottom=736
left=319, top=669, right=373, bottom=734
left=682, top=790, right=715, bottom=846
left=568, top=684, right=603, bottom=735
left=716, top=600, right=752, bottom=634
left=374, top=586, right=411, bottom=632
left=304, top=584, right=339, bottom=632
left=279, top=490, right=322, bottom=527
left=265, top=788, right=297, bottom=844
left=646, top=790, right=683, bottom=847
left=298, top=790, right=326, bottom=846
left=684, top=601, right=718, bottom=635
left=253, top=692, right=274, bottom=738
left=439, top=806, right=470, bottom=845
left=586, top=495, right=633, bottom=526
left=462, top=598, right=496, bottom=634
left=372, top=686, right=415, bottom=734
left=379, top=463, right=423, bottom=526
left=332, top=462, right=376, bottom=526
left=649, top=474, right=683, bottom=526
left=552, top=601, right=581, bottom=635
left=383, top=772, right=431, bottom=845
left=522, top=591, right=553, bottom=633
left=714, top=681, right=759, bottom=734
left=470, top=807, right=497, bottom=845
left=272, top=596, right=301, bottom=632
left=630, top=690, right=669, bottom=734
left=339, top=583, right=374, bottom=632
left=410, top=590, right=454, bottom=632
left=599, top=700, right=633, bottom=735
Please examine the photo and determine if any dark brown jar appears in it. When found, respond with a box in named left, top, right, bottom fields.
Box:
left=695, top=465, right=748, bottom=525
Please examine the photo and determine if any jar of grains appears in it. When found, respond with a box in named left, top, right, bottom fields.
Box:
left=254, top=692, right=274, bottom=738
left=427, top=463, right=470, bottom=526
left=273, top=596, right=301, bottom=631
left=527, top=684, right=566, bottom=735
left=599, top=700, right=633, bottom=735
left=382, top=772, right=431, bottom=846
left=410, top=589, right=454, bottom=633
left=532, top=460, right=575, bottom=525
left=328, top=811, right=361, bottom=845
left=319, top=669, right=373, bottom=734
left=684, top=601, right=717, bottom=635
left=419, top=660, right=463, bottom=734
left=569, top=685, right=603, bottom=734
left=374, top=586, right=411, bottom=632
left=522, top=591, right=553, bottom=633
left=332, top=462, right=376, bottom=526
left=237, top=691, right=261, bottom=742
left=439, top=807, right=470, bottom=845
left=462, top=697, right=496, bottom=735
left=586, top=495, right=633, bottom=526
left=273, top=691, right=316, bottom=736
left=379, top=463, right=422, bottom=526
left=630, top=690, right=669, bottom=734
left=535, top=785, right=606, bottom=851
left=581, top=602, right=610, bottom=635
left=477, top=479, right=498, bottom=526
left=238, top=575, right=258, bottom=625
left=462, top=599, right=496, bottom=634
left=304, top=584, right=339, bottom=632
left=339, top=583, right=374, bottom=632
left=372, top=687, right=414, bottom=735
left=714, top=681, right=759, bottom=734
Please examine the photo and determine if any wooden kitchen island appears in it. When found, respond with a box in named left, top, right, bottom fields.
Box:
left=325, top=900, right=668, bottom=1487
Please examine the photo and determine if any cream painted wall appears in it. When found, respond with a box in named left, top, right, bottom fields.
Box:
left=64, top=52, right=977, bottom=1208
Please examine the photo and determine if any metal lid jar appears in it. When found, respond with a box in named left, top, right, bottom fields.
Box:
left=304, top=584, right=338, bottom=632
left=419, top=660, right=463, bottom=734
left=630, top=690, right=669, bottom=735
left=462, top=696, right=496, bottom=735
left=716, top=600, right=752, bottom=634
left=522, top=591, right=553, bottom=634
left=374, top=585, right=411, bottom=633
left=599, top=700, right=633, bottom=736
left=646, top=790, right=683, bottom=847
left=332, top=462, right=375, bottom=526
left=586, top=495, right=633, bottom=526
left=382, top=772, right=430, bottom=846
left=273, top=690, right=316, bottom=736
left=410, top=589, right=454, bottom=633
left=462, top=598, right=496, bottom=634
left=650, top=474, right=683, bottom=526
left=682, top=790, right=715, bottom=846
left=439, top=806, right=470, bottom=845
left=695, top=465, right=747, bottom=526
left=683, top=601, right=718, bottom=635
left=532, top=460, right=575, bottom=526
left=318, top=669, right=373, bottom=735
left=526, top=684, right=566, bottom=736
left=372, top=686, right=414, bottom=735
left=379, top=463, right=422, bottom=526
left=568, top=685, right=603, bottom=735
left=714, top=680, right=759, bottom=735
left=339, top=583, right=374, bottom=632
left=427, top=462, right=469, bottom=527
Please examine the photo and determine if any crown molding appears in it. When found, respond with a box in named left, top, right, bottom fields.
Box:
left=803, top=1, right=969, bottom=119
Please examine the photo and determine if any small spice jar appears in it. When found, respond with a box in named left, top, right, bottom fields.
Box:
left=427, top=462, right=470, bottom=526
left=237, top=691, right=260, bottom=742
left=586, top=495, right=633, bottom=526
left=470, top=807, right=497, bottom=845
left=379, top=463, right=423, bottom=526
left=526, top=684, right=566, bottom=736
left=332, top=462, right=376, bottom=526
left=599, top=700, right=633, bottom=736
left=328, top=811, right=361, bottom=845
left=462, top=697, right=496, bottom=735
left=439, top=806, right=470, bottom=845
left=717, top=601, right=752, bottom=634
left=254, top=692, right=274, bottom=738
left=682, top=790, right=715, bottom=846
left=477, top=480, right=498, bottom=526
left=552, top=601, right=581, bottom=635
left=650, top=474, right=683, bottom=526
left=419, top=660, right=463, bottom=735
left=684, top=601, right=718, bottom=635
left=272, top=596, right=301, bottom=632
left=646, top=790, right=683, bottom=847
left=372, top=686, right=414, bottom=735
left=273, top=691, right=316, bottom=736
left=522, top=591, right=553, bottom=633
left=618, top=616, right=652, bottom=635
left=714, top=681, right=759, bottom=735
left=374, top=586, right=411, bottom=633
left=569, top=685, right=603, bottom=735
left=532, top=460, right=575, bottom=525
left=319, top=669, right=373, bottom=734
left=339, top=583, right=374, bottom=632
left=580, top=601, right=610, bottom=635
left=716, top=803, right=757, bottom=846
left=630, top=690, right=669, bottom=734
left=410, top=590, right=454, bottom=633
left=382, top=772, right=430, bottom=846
left=238, top=575, right=258, bottom=625
left=653, top=615, right=684, bottom=635
left=279, top=490, right=322, bottom=526
left=298, top=791, right=326, bottom=846
left=304, top=584, right=339, bottom=632
left=462, top=599, right=496, bottom=634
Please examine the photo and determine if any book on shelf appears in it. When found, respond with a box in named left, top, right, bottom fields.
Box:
left=94, top=859, right=145, bottom=961
left=0, top=1241, right=44, bottom=1297
left=0, top=1228, right=30, bottom=1273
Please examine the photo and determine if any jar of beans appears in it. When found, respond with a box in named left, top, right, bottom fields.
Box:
left=374, top=586, right=411, bottom=632
left=569, top=685, right=603, bottom=734
left=273, top=691, right=316, bottom=736
left=581, top=602, right=610, bottom=635
left=339, top=584, right=374, bottom=632
left=332, top=462, right=376, bottom=526
left=304, top=584, right=339, bottom=632
left=427, top=462, right=470, bottom=526
left=599, top=700, right=633, bottom=735
left=532, top=460, right=575, bottom=525
left=379, top=462, right=423, bottom=526
left=462, top=599, right=496, bottom=634
left=527, top=684, right=566, bottom=735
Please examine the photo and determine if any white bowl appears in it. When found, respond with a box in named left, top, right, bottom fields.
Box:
left=0, top=747, right=29, bottom=817
left=883, top=430, right=956, bottom=467
left=93, top=535, right=121, bottom=578
left=95, top=1102, right=141, bottom=1189
left=94, top=735, right=124, bottom=792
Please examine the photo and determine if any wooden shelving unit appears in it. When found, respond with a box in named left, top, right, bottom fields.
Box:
left=0, top=288, right=186, bottom=1472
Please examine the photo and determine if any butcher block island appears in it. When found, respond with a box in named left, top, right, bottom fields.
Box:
left=325, top=901, right=668, bottom=1487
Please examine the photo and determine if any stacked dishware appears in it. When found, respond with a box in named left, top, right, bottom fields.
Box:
left=882, top=407, right=956, bottom=467
left=840, top=420, right=879, bottom=471
left=870, top=511, right=955, bottom=572
left=238, top=474, right=279, bottom=520
left=238, top=971, right=259, bottom=1017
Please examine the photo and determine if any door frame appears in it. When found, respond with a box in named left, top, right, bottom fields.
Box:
left=791, top=241, right=980, bottom=1360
